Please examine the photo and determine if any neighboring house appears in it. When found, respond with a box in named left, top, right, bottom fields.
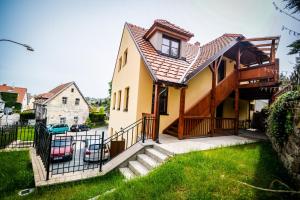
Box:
left=0, top=84, right=28, bottom=111
left=109, top=19, right=280, bottom=140
left=34, top=82, right=89, bottom=126
left=0, top=94, right=4, bottom=113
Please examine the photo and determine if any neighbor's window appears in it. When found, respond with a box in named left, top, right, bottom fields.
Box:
left=62, top=97, right=67, bottom=104
left=112, top=92, right=116, bottom=110
left=74, top=116, right=78, bottom=123
left=151, top=86, right=168, bottom=115
left=117, top=90, right=122, bottom=110
left=75, top=98, right=80, bottom=105
left=161, top=35, right=180, bottom=58
left=123, top=87, right=129, bottom=111
left=71, top=88, right=74, bottom=92
left=60, top=117, right=66, bottom=124
left=123, top=49, right=128, bottom=66
left=118, top=57, right=122, bottom=72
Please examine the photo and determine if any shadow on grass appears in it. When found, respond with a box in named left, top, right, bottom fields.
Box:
left=252, top=142, right=299, bottom=200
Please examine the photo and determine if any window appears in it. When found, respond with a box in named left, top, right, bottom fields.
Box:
left=161, top=35, right=180, bottom=58
left=118, top=57, right=122, bottom=72
left=123, top=87, right=129, bottom=111
left=151, top=86, right=168, bottom=115
left=74, top=116, right=78, bottom=123
left=60, top=117, right=66, bottom=124
left=123, top=49, right=128, bottom=66
left=218, top=60, right=226, bottom=83
left=112, top=92, right=116, bottom=110
left=71, top=88, right=74, bottom=92
left=75, top=98, right=80, bottom=105
left=62, top=97, right=67, bottom=104
left=117, top=90, right=122, bottom=110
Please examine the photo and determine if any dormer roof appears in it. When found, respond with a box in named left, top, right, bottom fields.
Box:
left=144, top=19, right=194, bottom=41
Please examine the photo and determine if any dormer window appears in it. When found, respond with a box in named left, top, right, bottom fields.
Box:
left=161, top=35, right=180, bottom=58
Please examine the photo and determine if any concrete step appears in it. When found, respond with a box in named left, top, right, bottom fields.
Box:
left=145, top=148, right=168, bottom=163
left=119, top=167, right=136, bottom=180
left=137, top=154, right=159, bottom=170
left=153, top=144, right=174, bottom=156
left=128, top=161, right=149, bottom=176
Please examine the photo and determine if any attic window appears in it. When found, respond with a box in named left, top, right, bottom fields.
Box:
left=161, top=35, right=180, bottom=58
left=71, top=88, right=74, bottom=92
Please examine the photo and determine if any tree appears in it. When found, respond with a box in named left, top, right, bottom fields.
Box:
left=283, top=0, right=300, bottom=54
left=290, top=63, right=300, bottom=85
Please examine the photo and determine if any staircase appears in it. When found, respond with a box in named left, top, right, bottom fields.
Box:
left=164, top=71, right=237, bottom=136
left=119, top=145, right=170, bottom=179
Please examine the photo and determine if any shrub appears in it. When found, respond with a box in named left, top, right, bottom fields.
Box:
left=89, top=112, right=105, bottom=123
left=20, top=110, right=35, bottom=123
left=267, top=90, right=300, bottom=146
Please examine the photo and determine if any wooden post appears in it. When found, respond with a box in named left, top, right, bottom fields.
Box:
left=210, top=62, right=217, bottom=136
left=178, top=88, right=186, bottom=140
left=234, top=45, right=240, bottom=135
left=153, top=84, right=160, bottom=141
left=270, top=39, right=276, bottom=63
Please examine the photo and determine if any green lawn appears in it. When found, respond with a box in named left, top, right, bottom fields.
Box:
left=1, top=142, right=298, bottom=200
left=17, top=126, right=35, bottom=141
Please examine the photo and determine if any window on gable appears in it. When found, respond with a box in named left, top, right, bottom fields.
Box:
left=75, top=98, right=80, bottom=105
left=161, top=35, right=180, bottom=58
left=123, top=49, right=128, bottom=66
left=62, top=97, right=67, bottom=104
left=123, top=87, right=129, bottom=111
left=71, top=88, right=74, bottom=92
left=151, top=85, right=168, bottom=115
left=118, top=57, right=122, bottom=72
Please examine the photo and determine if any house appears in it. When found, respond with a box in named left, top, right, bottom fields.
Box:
left=34, top=82, right=89, bottom=126
left=108, top=19, right=279, bottom=140
left=0, top=84, right=28, bottom=111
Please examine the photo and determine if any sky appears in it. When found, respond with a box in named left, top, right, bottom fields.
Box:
left=0, top=0, right=299, bottom=98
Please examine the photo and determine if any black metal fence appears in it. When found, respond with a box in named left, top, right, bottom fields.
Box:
left=0, top=123, right=35, bottom=149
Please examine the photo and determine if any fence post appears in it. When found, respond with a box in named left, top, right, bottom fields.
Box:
left=99, top=131, right=105, bottom=172
left=46, top=132, right=52, bottom=180
left=142, top=116, right=146, bottom=143
left=15, top=122, right=18, bottom=141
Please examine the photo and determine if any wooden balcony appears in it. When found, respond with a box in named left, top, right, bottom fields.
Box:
left=238, top=59, right=279, bottom=89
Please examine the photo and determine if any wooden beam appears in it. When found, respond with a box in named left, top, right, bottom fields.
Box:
left=178, top=88, right=186, bottom=140
left=270, top=39, right=276, bottom=63
left=241, top=36, right=280, bottom=42
left=210, top=61, right=217, bottom=136
left=153, top=84, right=160, bottom=141
left=234, top=45, right=240, bottom=135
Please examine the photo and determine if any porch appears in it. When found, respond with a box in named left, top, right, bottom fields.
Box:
left=156, top=130, right=267, bottom=154
left=149, top=36, right=279, bottom=140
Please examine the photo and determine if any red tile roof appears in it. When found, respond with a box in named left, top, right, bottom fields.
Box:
left=127, top=21, right=243, bottom=84
left=35, top=82, right=73, bottom=103
left=0, top=84, right=27, bottom=104
left=146, top=19, right=194, bottom=39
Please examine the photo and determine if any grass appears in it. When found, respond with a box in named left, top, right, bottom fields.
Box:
left=17, top=126, right=35, bottom=141
left=1, top=142, right=298, bottom=200
left=0, top=151, right=34, bottom=198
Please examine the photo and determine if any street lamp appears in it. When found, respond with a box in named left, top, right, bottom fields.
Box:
left=0, top=39, right=34, bottom=51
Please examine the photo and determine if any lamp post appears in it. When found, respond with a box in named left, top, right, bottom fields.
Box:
left=0, top=39, right=34, bottom=51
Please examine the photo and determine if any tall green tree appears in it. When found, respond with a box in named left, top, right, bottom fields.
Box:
left=284, top=0, right=300, bottom=54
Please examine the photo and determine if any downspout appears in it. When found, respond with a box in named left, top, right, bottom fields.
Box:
left=179, top=47, right=201, bottom=84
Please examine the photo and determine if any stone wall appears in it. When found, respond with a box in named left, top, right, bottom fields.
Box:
left=270, top=101, right=300, bottom=182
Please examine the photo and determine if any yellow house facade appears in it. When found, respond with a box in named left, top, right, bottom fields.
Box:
left=109, top=19, right=280, bottom=141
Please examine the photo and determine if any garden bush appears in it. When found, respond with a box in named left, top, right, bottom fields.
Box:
left=267, top=90, right=300, bottom=146
left=20, top=110, right=35, bottom=123
left=89, top=112, right=105, bottom=123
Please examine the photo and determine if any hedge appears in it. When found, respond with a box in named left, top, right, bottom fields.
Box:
left=89, top=112, right=105, bottom=123
left=267, top=90, right=300, bottom=146
left=20, top=111, right=35, bottom=123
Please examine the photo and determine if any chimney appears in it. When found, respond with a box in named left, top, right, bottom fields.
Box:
left=194, top=41, right=200, bottom=46
left=3, top=84, right=7, bottom=86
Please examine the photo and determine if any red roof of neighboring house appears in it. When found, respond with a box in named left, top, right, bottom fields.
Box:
left=35, top=82, right=73, bottom=103
left=0, top=84, right=27, bottom=104
left=126, top=21, right=243, bottom=84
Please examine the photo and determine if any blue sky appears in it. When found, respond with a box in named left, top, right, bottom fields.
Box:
left=0, top=0, right=299, bottom=98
